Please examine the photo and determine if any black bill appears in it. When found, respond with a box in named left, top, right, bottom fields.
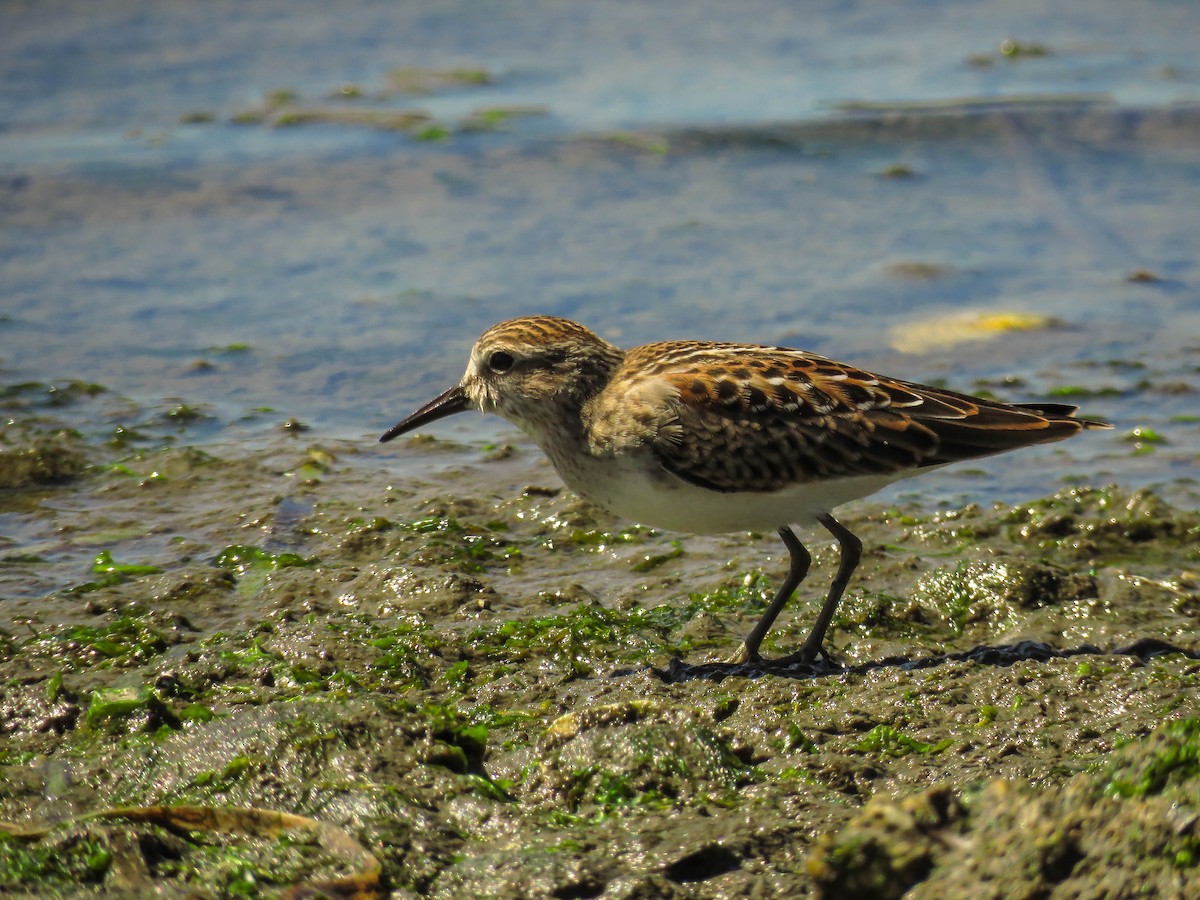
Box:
left=379, top=384, right=470, bottom=443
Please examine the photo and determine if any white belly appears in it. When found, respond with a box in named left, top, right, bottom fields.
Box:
left=550, top=449, right=904, bottom=535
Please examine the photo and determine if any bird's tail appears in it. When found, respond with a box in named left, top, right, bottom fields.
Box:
left=1010, top=402, right=1112, bottom=430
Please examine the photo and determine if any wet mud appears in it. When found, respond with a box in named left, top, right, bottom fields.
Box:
left=2, top=401, right=1198, bottom=897
left=5, top=1, right=1200, bottom=894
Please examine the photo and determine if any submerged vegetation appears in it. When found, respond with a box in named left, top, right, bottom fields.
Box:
left=220, top=65, right=549, bottom=142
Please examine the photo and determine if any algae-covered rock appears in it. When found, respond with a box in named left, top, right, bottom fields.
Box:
left=0, top=425, right=89, bottom=488
left=911, top=557, right=1097, bottom=637
left=806, top=785, right=967, bottom=899
left=1005, top=486, right=1200, bottom=558
left=531, top=701, right=757, bottom=817
left=809, top=718, right=1200, bottom=899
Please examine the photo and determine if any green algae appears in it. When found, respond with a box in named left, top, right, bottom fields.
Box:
left=91, top=551, right=163, bottom=578
left=190, top=755, right=254, bottom=790
left=415, top=123, right=452, bottom=142
left=853, top=725, right=952, bottom=757
left=538, top=714, right=758, bottom=823
left=467, top=603, right=672, bottom=672
left=462, top=106, right=548, bottom=131
left=1123, top=426, right=1166, bottom=444
left=24, top=613, right=171, bottom=670
left=1103, top=717, right=1200, bottom=799
left=629, top=540, right=684, bottom=573
left=3, top=430, right=1199, bottom=896
left=0, top=380, right=107, bottom=409
left=0, top=833, right=112, bottom=887
left=211, top=546, right=318, bottom=597
left=218, top=65, right=534, bottom=143
left=386, top=66, right=493, bottom=94
left=364, top=630, right=435, bottom=691
left=274, top=108, right=433, bottom=132
left=0, top=814, right=368, bottom=898
left=395, top=515, right=523, bottom=571
left=421, top=703, right=491, bottom=775
left=999, top=38, right=1051, bottom=58
left=85, top=685, right=180, bottom=731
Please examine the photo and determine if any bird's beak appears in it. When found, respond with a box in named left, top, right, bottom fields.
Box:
left=379, top=384, right=470, bottom=443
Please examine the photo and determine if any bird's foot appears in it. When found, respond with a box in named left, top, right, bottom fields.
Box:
left=723, top=643, right=759, bottom=666
left=771, top=642, right=832, bottom=668
left=722, top=642, right=832, bottom=669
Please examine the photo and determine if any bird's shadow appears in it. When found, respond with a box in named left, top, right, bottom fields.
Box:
left=650, top=638, right=1199, bottom=683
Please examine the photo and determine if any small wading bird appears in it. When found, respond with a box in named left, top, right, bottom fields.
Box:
left=380, top=316, right=1109, bottom=667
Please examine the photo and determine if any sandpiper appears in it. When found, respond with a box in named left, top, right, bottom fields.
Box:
left=380, top=316, right=1110, bottom=666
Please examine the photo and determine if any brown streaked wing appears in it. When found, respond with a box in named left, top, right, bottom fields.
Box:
left=605, top=343, right=1097, bottom=494
left=613, top=344, right=944, bottom=493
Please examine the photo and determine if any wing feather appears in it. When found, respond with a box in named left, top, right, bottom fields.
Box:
left=586, top=342, right=1107, bottom=494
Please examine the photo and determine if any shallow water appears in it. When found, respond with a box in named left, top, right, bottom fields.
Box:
left=3, top=1, right=1199, bottom=503
left=4, top=0, right=1200, bottom=612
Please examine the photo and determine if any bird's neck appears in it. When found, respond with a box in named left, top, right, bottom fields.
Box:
left=518, top=344, right=624, bottom=464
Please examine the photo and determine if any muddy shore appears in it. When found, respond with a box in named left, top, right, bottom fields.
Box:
left=5, top=1, right=1200, bottom=893
left=2, top=390, right=1198, bottom=897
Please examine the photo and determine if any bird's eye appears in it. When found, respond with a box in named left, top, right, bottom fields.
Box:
left=488, top=351, right=515, bottom=373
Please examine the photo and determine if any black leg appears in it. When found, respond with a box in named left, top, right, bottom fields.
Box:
left=777, top=513, right=862, bottom=665
left=730, top=525, right=811, bottom=663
